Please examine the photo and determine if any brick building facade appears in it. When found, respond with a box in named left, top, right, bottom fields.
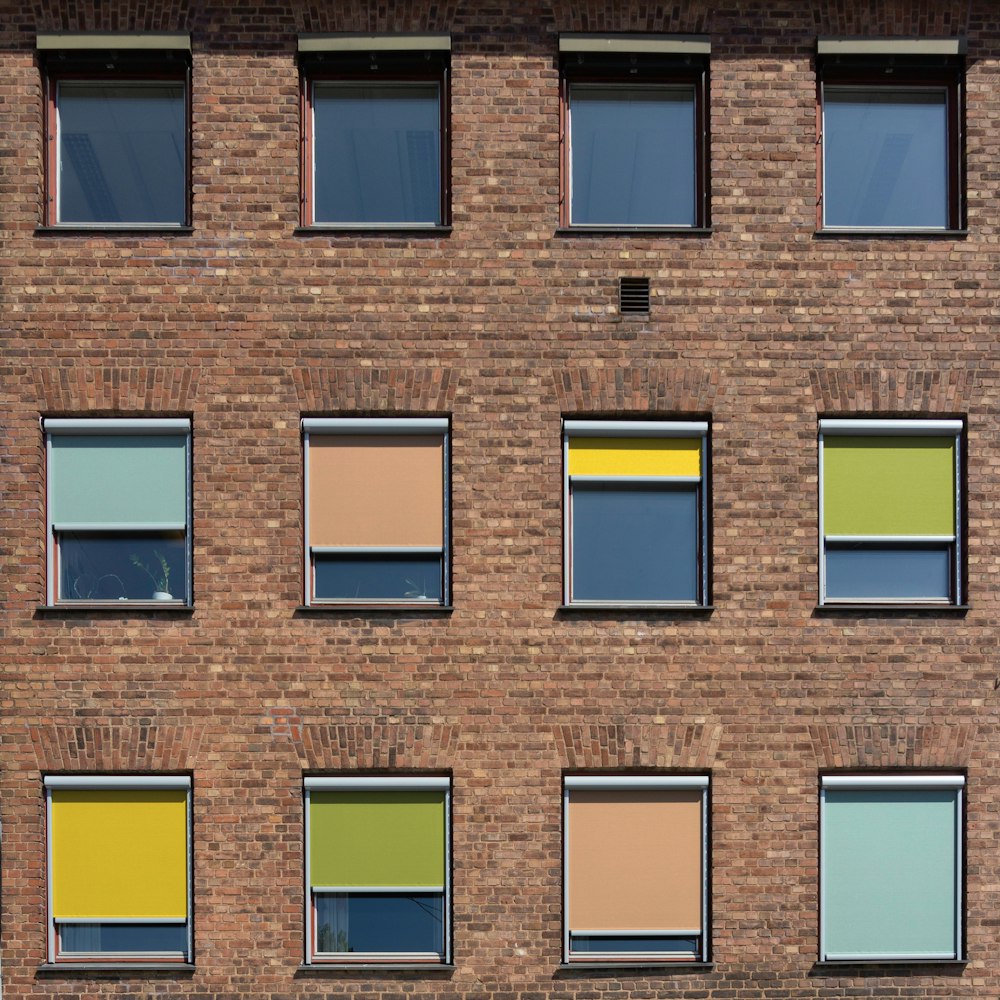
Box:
left=2, top=0, right=999, bottom=997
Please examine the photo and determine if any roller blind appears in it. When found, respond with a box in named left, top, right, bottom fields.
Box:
left=823, top=435, right=955, bottom=535
left=822, top=787, right=959, bottom=958
left=49, top=434, right=188, bottom=527
left=50, top=788, right=188, bottom=920
left=568, top=437, right=701, bottom=477
left=308, top=435, right=444, bottom=547
left=568, top=789, right=702, bottom=932
left=310, top=790, right=446, bottom=887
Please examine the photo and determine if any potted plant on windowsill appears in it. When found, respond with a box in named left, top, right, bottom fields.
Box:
left=130, top=550, right=173, bottom=600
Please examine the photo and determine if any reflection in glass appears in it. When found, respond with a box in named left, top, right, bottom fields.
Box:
left=313, top=553, right=443, bottom=602
left=313, top=83, right=441, bottom=224
left=57, top=82, right=186, bottom=224
left=314, top=893, right=444, bottom=955
left=59, top=922, right=188, bottom=955
left=823, top=87, right=949, bottom=228
left=571, top=934, right=700, bottom=955
left=58, top=532, right=187, bottom=602
left=570, top=84, right=696, bottom=226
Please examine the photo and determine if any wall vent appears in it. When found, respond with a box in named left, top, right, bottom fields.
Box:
left=619, top=276, right=650, bottom=314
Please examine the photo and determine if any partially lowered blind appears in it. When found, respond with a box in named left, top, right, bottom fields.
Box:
left=568, top=437, right=701, bottom=477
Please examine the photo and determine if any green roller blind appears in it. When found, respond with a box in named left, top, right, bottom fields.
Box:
left=822, top=789, right=959, bottom=958
left=823, top=436, right=955, bottom=536
left=50, top=435, right=188, bottom=527
left=310, top=790, right=446, bottom=888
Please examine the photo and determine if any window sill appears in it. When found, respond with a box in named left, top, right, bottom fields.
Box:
left=36, top=603, right=194, bottom=615
left=557, top=961, right=714, bottom=972
left=294, top=225, right=452, bottom=237
left=815, top=958, right=965, bottom=967
left=296, top=963, right=455, bottom=973
left=814, top=228, right=968, bottom=240
left=35, top=225, right=194, bottom=236
left=37, top=963, right=195, bottom=973
left=558, top=603, right=714, bottom=613
left=295, top=604, right=453, bottom=615
left=814, top=603, right=969, bottom=615
left=555, top=227, right=712, bottom=237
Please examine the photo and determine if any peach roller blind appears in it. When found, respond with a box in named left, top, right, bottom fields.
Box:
left=568, top=789, right=702, bottom=932
left=308, top=435, right=444, bottom=547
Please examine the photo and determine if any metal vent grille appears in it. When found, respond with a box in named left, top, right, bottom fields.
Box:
left=619, top=277, right=650, bottom=315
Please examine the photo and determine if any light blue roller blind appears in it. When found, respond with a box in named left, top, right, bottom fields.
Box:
left=822, top=788, right=959, bottom=959
left=50, top=435, right=188, bottom=527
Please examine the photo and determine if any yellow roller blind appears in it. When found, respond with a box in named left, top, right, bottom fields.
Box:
left=568, top=437, right=701, bottom=477
left=50, top=789, right=188, bottom=920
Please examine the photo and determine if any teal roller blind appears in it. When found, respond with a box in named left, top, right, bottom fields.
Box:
left=822, top=788, right=959, bottom=958
left=50, top=435, right=188, bottom=527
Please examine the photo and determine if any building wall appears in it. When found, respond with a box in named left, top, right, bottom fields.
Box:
left=2, top=0, right=1000, bottom=996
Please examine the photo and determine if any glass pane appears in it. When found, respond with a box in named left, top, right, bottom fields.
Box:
left=571, top=934, right=700, bottom=955
left=313, top=553, right=442, bottom=602
left=313, top=83, right=441, bottom=224
left=570, top=84, right=696, bottom=226
left=825, top=544, right=951, bottom=601
left=824, top=87, right=949, bottom=228
left=571, top=484, right=700, bottom=602
left=314, top=893, right=444, bottom=955
left=58, top=82, right=186, bottom=224
left=57, top=533, right=187, bottom=602
left=59, top=922, right=187, bottom=955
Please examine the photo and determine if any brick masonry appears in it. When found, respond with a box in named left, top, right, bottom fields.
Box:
left=2, top=0, right=1000, bottom=997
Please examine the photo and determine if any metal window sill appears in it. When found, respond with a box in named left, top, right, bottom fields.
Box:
left=557, top=961, right=714, bottom=971
left=814, top=228, right=968, bottom=240
left=815, top=603, right=969, bottom=614
left=815, top=958, right=965, bottom=967
left=555, top=227, right=712, bottom=237
left=294, top=225, right=452, bottom=237
left=297, top=963, right=455, bottom=973
left=295, top=604, right=453, bottom=615
left=36, top=603, right=194, bottom=614
left=35, top=225, right=194, bottom=235
left=37, top=963, right=195, bottom=973
left=558, top=604, right=714, bottom=613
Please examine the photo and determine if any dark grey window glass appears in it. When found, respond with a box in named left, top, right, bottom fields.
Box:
left=571, top=934, right=700, bottom=954
left=314, top=553, right=442, bottom=602
left=825, top=544, right=951, bottom=601
left=823, top=87, right=948, bottom=229
left=315, top=893, right=444, bottom=954
left=569, top=84, right=696, bottom=226
left=59, top=922, right=187, bottom=954
left=57, top=82, right=186, bottom=224
left=58, top=532, right=186, bottom=602
left=313, top=82, right=441, bottom=224
left=571, top=484, right=699, bottom=602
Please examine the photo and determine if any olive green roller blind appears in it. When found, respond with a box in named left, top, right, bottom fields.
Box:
left=823, top=436, right=955, bottom=536
left=309, top=791, right=446, bottom=887
left=49, top=434, right=188, bottom=527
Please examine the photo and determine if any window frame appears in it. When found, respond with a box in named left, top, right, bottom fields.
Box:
left=43, top=417, right=193, bottom=608
left=562, top=419, right=710, bottom=607
left=562, top=774, right=710, bottom=965
left=303, top=775, right=452, bottom=966
left=44, top=774, right=193, bottom=966
left=43, top=56, right=192, bottom=229
left=301, top=417, right=451, bottom=608
left=818, top=773, right=965, bottom=963
left=816, top=56, right=964, bottom=234
left=818, top=418, right=964, bottom=607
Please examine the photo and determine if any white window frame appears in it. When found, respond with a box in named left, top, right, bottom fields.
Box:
left=44, top=774, right=193, bottom=965
left=818, top=418, right=963, bottom=606
left=562, top=774, right=709, bottom=964
left=303, top=775, right=452, bottom=965
left=563, top=420, right=709, bottom=607
left=301, top=417, right=450, bottom=607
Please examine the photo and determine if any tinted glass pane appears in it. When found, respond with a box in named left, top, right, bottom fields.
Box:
left=570, top=85, right=696, bottom=226
left=58, top=533, right=187, bottom=602
left=58, top=83, right=186, bottom=224
left=825, top=544, right=951, bottom=601
left=313, top=83, right=441, bottom=224
left=572, top=935, right=699, bottom=955
left=571, top=484, right=699, bottom=602
left=59, top=922, right=187, bottom=954
left=315, top=893, right=444, bottom=955
left=314, top=553, right=442, bottom=602
left=824, top=87, right=948, bottom=228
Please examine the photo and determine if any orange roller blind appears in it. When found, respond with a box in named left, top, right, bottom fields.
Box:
left=308, top=435, right=444, bottom=547
left=568, top=790, right=702, bottom=932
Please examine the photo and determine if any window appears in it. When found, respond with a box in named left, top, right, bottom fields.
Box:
left=299, top=34, right=450, bottom=228
left=563, top=775, right=709, bottom=964
left=304, top=776, right=451, bottom=964
left=818, top=418, right=963, bottom=606
left=559, top=34, right=709, bottom=229
left=817, top=39, right=965, bottom=231
left=44, top=418, right=192, bottom=606
left=820, top=774, right=963, bottom=962
left=563, top=420, right=709, bottom=606
left=302, top=418, right=449, bottom=607
left=39, top=33, right=191, bottom=227
left=44, top=775, right=192, bottom=965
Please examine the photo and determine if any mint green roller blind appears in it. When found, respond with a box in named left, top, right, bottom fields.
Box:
left=822, top=789, right=959, bottom=958
left=50, top=435, right=188, bottom=527
left=823, top=436, right=955, bottom=536
left=310, top=791, right=446, bottom=888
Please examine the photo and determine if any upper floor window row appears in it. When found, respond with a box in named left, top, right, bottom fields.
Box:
left=37, top=32, right=967, bottom=235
